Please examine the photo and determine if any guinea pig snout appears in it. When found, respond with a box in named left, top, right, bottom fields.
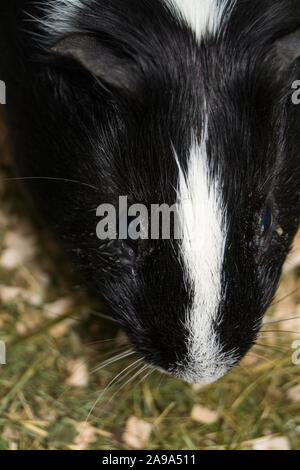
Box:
left=127, top=311, right=239, bottom=386
left=171, top=336, right=238, bottom=385
left=136, top=335, right=238, bottom=386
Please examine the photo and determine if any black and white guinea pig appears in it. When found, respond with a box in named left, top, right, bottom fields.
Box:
left=0, top=0, right=299, bottom=385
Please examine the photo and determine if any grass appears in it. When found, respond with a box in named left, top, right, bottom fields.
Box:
left=0, top=120, right=300, bottom=450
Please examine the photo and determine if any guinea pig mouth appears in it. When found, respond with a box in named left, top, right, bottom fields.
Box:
left=145, top=352, right=239, bottom=386
left=158, top=337, right=240, bottom=385
left=153, top=367, right=229, bottom=385
left=172, top=364, right=233, bottom=385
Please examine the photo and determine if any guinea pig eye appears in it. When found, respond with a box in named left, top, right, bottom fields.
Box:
left=262, top=203, right=273, bottom=235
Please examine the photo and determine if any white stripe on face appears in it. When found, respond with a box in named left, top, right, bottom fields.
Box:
left=176, top=126, right=236, bottom=384
left=169, top=0, right=238, bottom=385
left=169, top=0, right=236, bottom=40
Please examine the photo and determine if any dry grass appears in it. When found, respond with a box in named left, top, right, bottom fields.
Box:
left=0, top=116, right=300, bottom=450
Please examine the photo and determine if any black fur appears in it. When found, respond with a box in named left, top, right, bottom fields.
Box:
left=0, top=0, right=299, bottom=382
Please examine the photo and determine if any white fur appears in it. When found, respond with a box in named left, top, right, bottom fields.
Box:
left=176, top=125, right=237, bottom=384
left=33, top=0, right=85, bottom=40
left=38, top=0, right=236, bottom=45
left=169, top=0, right=235, bottom=39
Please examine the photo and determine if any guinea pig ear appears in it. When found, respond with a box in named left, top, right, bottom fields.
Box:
left=52, top=34, right=138, bottom=92
left=274, top=29, right=300, bottom=72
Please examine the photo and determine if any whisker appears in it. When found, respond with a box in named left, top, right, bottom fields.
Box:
left=88, top=310, right=117, bottom=323
left=2, top=176, right=99, bottom=192
left=258, top=335, right=282, bottom=341
left=87, top=345, right=128, bottom=362
left=260, top=329, right=300, bottom=336
left=89, top=349, right=134, bottom=376
left=262, top=315, right=300, bottom=327
left=270, top=287, right=300, bottom=307
left=156, top=372, right=168, bottom=389
left=85, top=338, right=120, bottom=346
left=236, top=363, right=253, bottom=377
left=86, top=358, right=143, bottom=423
left=107, top=364, right=149, bottom=405
left=133, top=366, right=155, bottom=391
left=54, top=346, right=129, bottom=402
left=255, top=342, right=289, bottom=353
left=246, top=352, right=276, bottom=365
left=101, top=358, right=144, bottom=397
left=99, top=359, right=144, bottom=399
left=89, top=351, right=134, bottom=375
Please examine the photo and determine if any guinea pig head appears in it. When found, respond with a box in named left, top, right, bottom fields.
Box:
left=52, top=4, right=300, bottom=384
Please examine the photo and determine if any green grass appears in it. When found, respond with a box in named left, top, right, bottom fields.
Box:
left=0, top=141, right=300, bottom=450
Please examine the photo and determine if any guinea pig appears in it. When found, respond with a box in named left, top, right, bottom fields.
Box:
left=0, top=0, right=299, bottom=385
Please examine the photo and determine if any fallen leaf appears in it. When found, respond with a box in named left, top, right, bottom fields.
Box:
left=122, top=416, right=152, bottom=450
left=252, top=436, right=290, bottom=451
left=96, top=429, right=113, bottom=438
left=9, top=443, right=18, bottom=451
left=240, top=354, right=260, bottom=366
left=115, top=330, right=129, bottom=346
left=72, top=422, right=98, bottom=450
left=287, top=384, right=300, bottom=402
left=191, top=384, right=206, bottom=392
left=49, top=320, right=73, bottom=338
left=0, top=230, right=37, bottom=269
left=44, top=297, right=73, bottom=319
left=0, top=285, right=43, bottom=306
left=0, top=286, right=24, bottom=302
left=66, top=359, right=88, bottom=388
left=15, top=322, right=29, bottom=336
left=2, top=426, right=20, bottom=442
left=191, top=405, right=219, bottom=425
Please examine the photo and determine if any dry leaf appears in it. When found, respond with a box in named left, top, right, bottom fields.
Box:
left=191, top=405, right=218, bottom=425
left=240, top=354, right=260, bottom=366
left=122, top=416, right=152, bottom=450
left=0, top=286, right=24, bottom=302
left=191, top=384, right=206, bottom=392
left=287, top=384, right=300, bottom=403
left=96, top=429, right=113, bottom=438
left=15, top=321, right=29, bottom=336
left=115, top=330, right=129, bottom=346
left=36, top=398, right=57, bottom=422
left=49, top=320, right=73, bottom=338
left=9, top=443, right=18, bottom=451
left=0, top=230, right=37, bottom=269
left=252, top=436, right=290, bottom=451
left=68, top=422, right=112, bottom=450
left=66, top=359, right=88, bottom=388
left=44, top=297, right=73, bottom=319
left=2, top=426, right=20, bottom=442
left=73, top=422, right=98, bottom=450
left=0, top=285, right=44, bottom=306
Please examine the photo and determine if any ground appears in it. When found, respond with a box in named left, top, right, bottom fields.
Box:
left=0, top=115, right=300, bottom=450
